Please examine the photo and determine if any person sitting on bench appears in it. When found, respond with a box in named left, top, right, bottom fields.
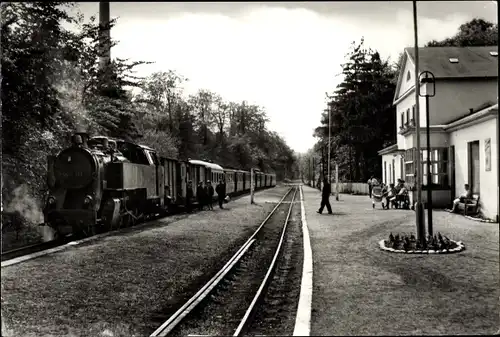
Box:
left=450, top=184, right=473, bottom=213
left=383, top=183, right=397, bottom=209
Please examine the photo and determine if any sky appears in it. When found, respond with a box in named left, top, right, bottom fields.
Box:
left=73, top=1, right=497, bottom=153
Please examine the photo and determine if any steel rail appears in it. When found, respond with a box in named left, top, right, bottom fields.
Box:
left=150, top=186, right=295, bottom=337
left=233, top=187, right=298, bottom=336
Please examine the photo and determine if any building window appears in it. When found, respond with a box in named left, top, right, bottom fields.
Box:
left=400, top=112, right=404, bottom=127
left=406, top=71, right=411, bottom=82
left=412, top=105, right=415, bottom=122
left=405, top=147, right=449, bottom=189
left=423, top=148, right=449, bottom=188
left=404, top=148, right=416, bottom=186
left=406, top=108, right=410, bottom=124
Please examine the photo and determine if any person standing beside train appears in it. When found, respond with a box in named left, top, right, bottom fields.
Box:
left=186, top=181, right=194, bottom=213
left=196, top=181, right=206, bottom=211
left=216, top=179, right=226, bottom=209
left=205, top=180, right=214, bottom=210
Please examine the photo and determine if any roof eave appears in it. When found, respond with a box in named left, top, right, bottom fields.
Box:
left=377, top=144, right=399, bottom=155
left=444, top=104, right=498, bottom=132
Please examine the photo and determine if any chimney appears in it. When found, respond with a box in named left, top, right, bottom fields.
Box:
left=469, top=108, right=474, bottom=114
left=99, top=2, right=111, bottom=70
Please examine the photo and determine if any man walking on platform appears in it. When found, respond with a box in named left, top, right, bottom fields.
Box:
left=216, top=179, right=226, bottom=209
left=317, top=178, right=333, bottom=214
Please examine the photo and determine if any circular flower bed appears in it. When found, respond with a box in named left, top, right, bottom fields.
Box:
left=379, top=232, right=465, bottom=254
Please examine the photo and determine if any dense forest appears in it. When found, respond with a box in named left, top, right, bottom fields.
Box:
left=298, top=18, right=498, bottom=186
left=1, top=3, right=297, bottom=227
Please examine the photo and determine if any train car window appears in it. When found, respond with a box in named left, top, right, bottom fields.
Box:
left=135, top=148, right=149, bottom=165
left=148, top=151, right=160, bottom=166
left=117, top=142, right=133, bottom=161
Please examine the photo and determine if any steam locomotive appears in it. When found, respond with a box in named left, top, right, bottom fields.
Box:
left=42, top=133, right=276, bottom=238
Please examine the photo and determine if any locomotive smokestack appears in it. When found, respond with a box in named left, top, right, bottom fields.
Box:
left=74, top=132, right=90, bottom=148
left=99, top=2, right=111, bottom=71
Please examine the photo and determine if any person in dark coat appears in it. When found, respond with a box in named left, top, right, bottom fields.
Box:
left=317, top=178, right=333, bottom=214
left=196, top=181, right=206, bottom=211
left=215, top=179, right=226, bottom=209
left=186, top=181, right=194, bottom=213
left=205, top=180, right=215, bottom=210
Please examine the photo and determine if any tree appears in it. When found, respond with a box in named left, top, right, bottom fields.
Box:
left=1, top=2, right=148, bottom=211
left=212, top=97, right=229, bottom=144
left=189, top=89, right=217, bottom=147
left=426, top=18, right=498, bottom=47
left=136, top=70, right=188, bottom=134
left=315, top=38, right=397, bottom=182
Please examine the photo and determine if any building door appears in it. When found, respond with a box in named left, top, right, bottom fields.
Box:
left=468, top=141, right=480, bottom=194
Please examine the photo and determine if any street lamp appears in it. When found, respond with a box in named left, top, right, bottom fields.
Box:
left=412, top=0, right=426, bottom=247
left=419, top=71, right=436, bottom=237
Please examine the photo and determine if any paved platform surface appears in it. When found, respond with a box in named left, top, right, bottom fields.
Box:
left=302, top=185, right=499, bottom=335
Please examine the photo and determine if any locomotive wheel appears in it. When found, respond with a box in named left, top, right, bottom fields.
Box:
left=121, top=207, right=138, bottom=228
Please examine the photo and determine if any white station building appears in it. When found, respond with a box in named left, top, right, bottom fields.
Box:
left=378, top=46, right=498, bottom=221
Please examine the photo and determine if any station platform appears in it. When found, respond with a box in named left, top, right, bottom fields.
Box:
left=300, top=185, right=499, bottom=335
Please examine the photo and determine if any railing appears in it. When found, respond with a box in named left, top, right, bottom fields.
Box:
left=331, top=182, right=370, bottom=195
left=309, top=181, right=371, bottom=195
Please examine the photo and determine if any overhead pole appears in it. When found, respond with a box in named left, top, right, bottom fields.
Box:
left=413, top=0, right=426, bottom=247
left=328, top=105, right=331, bottom=186
left=99, top=2, right=111, bottom=71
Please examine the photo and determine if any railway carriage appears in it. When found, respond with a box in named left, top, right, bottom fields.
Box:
left=161, top=157, right=180, bottom=206
left=235, top=170, right=245, bottom=193
left=244, top=171, right=251, bottom=191
left=188, top=160, right=224, bottom=202
left=223, top=168, right=237, bottom=194
left=256, top=171, right=262, bottom=188
left=269, top=173, right=276, bottom=187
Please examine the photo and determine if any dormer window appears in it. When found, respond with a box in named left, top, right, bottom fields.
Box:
left=449, top=58, right=459, bottom=63
left=406, top=71, right=411, bottom=82
left=490, top=51, right=498, bottom=57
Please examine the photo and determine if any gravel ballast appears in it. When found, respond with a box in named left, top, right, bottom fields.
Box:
left=1, top=186, right=289, bottom=337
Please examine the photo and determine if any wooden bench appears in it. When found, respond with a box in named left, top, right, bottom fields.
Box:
left=456, top=194, right=480, bottom=216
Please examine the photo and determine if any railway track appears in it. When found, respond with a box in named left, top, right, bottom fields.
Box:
left=151, top=185, right=299, bottom=336
left=1, top=238, right=69, bottom=262
left=1, top=187, right=278, bottom=266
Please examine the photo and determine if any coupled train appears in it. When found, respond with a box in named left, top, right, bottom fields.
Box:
left=43, top=133, right=276, bottom=237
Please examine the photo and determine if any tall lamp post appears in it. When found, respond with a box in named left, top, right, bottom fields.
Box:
left=412, top=0, right=426, bottom=247
left=327, top=104, right=332, bottom=185
left=419, top=71, right=436, bottom=237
